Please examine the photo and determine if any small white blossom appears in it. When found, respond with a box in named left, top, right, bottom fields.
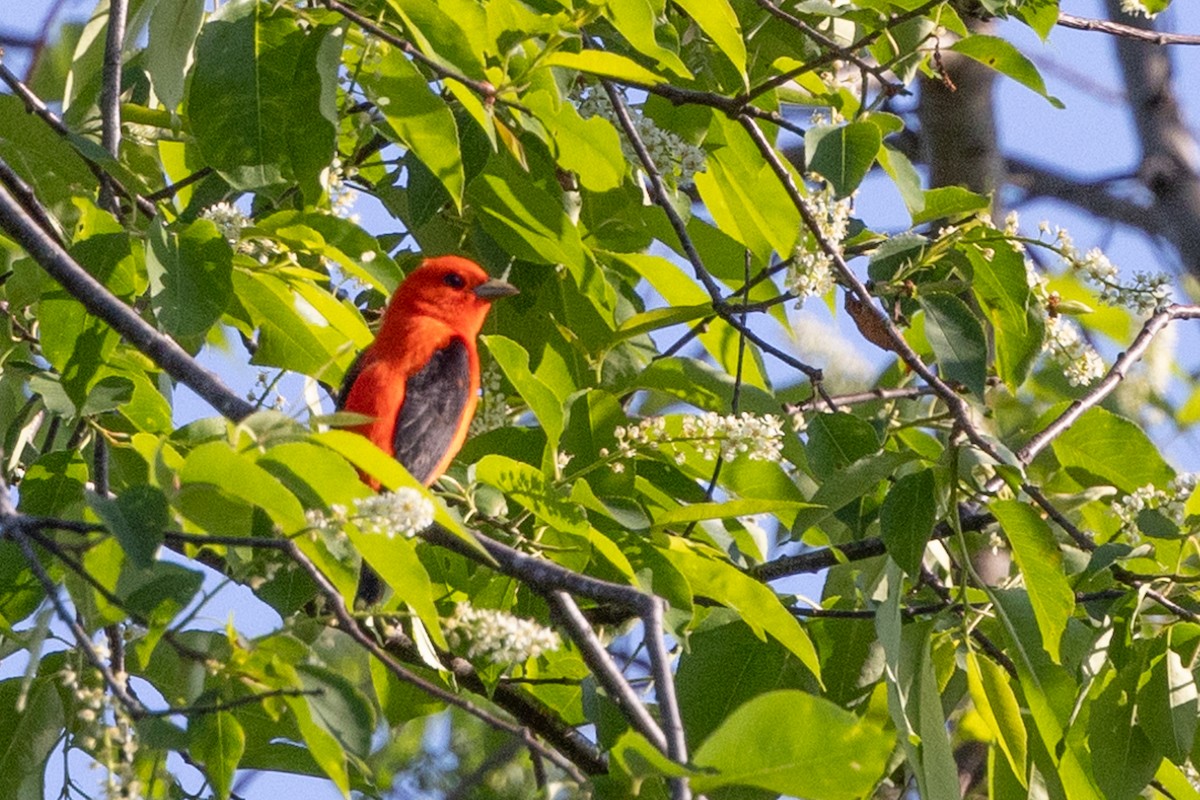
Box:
left=1043, top=227, right=1173, bottom=314
left=353, top=489, right=435, bottom=539
left=1120, top=0, right=1160, bottom=18
left=1112, top=473, right=1197, bottom=540
left=1043, top=315, right=1105, bottom=386
left=613, top=412, right=786, bottom=466
left=789, top=184, right=852, bottom=302
left=445, top=602, right=561, bottom=665
left=200, top=201, right=249, bottom=245
left=576, top=88, right=706, bottom=187
left=469, top=362, right=511, bottom=436
left=322, top=156, right=359, bottom=218
left=200, top=201, right=281, bottom=263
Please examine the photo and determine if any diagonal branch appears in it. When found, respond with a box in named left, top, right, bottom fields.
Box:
left=1056, top=13, right=1200, bottom=46
left=0, top=176, right=255, bottom=422
left=283, top=539, right=596, bottom=780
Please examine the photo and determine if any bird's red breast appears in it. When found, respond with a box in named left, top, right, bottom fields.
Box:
left=338, top=256, right=518, bottom=485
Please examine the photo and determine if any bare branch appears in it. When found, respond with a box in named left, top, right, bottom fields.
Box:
left=1057, top=13, right=1200, bottom=46
left=98, top=0, right=127, bottom=215
left=282, top=539, right=595, bottom=781
left=1013, top=304, right=1200, bottom=468
left=547, top=591, right=667, bottom=752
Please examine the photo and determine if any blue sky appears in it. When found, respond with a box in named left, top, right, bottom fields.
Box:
left=3, top=1, right=1200, bottom=797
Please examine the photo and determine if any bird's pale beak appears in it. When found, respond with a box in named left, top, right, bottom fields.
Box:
left=474, top=278, right=520, bottom=299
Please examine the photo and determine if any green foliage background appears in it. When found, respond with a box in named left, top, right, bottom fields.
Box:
left=1, top=0, right=1198, bottom=798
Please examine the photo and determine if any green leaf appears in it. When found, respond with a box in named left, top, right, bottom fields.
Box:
left=179, top=441, right=308, bottom=534
left=663, top=537, right=821, bottom=681
left=965, top=237, right=1044, bottom=390
left=805, top=412, right=881, bottom=476
left=1137, top=643, right=1198, bottom=765
left=966, top=650, right=1028, bottom=786
left=1090, top=658, right=1160, bottom=800
left=0, top=678, right=64, bottom=800
left=540, top=50, right=666, bottom=85
left=232, top=271, right=352, bottom=382
left=880, top=468, right=937, bottom=576
left=951, top=34, right=1063, bottom=107
left=285, top=688, right=350, bottom=794
left=910, top=186, right=990, bottom=225
left=694, top=115, right=799, bottom=263
left=362, top=40, right=465, bottom=209
left=384, top=0, right=488, bottom=81
left=877, top=144, right=925, bottom=214
left=876, top=602, right=961, bottom=800
left=1052, top=407, right=1174, bottom=493
left=147, top=0, right=206, bottom=110
left=1016, top=0, right=1060, bottom=40
left=652, top=498, right=815, bottom=529
left=676, top=618, right=817, bottom=746
left=672, top=0, right=746, bottom=77
left=691, top=690, right=892, bottom=797
left=147, top=219, right=234, bottom=342
left=483, top=336, right=565, bottom=457
left=295, top=663, right=376, bottom=760
left=526, top=90, right=626, bottom=192
left=0, top=95, right=96, bottom=206
left=805, top=121, right=883, bottom=197
left=990, top=589, right=1104, bottom=800
left=18, top=452, right=87, bottom=517
left=188, top=0, right=335, bottom=191
left=189, top=711, right=245, bottom=800
left=991, top=500, right=1073, bottom=664
left=605, top=0, right=693, bottom=78
left=349, top=530, right=448, bottom=647
left=920, top=293, right=987, bottom=397
left=87, top=486, right=169, bottom=568
left=468, top=159, right=585, bottom=268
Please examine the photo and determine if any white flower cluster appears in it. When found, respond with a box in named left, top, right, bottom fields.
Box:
left=1053, top=227, right=1172, bottom=314
left=607, top=412, right=785, bottom=470
left=322, top=156, right=360, bottom=221
left=1112, top=473, right=1198, bottom=540
left=468, top=361, right=511, bottom=436
left=60, top=662, right=142, bottom=799
left=576, top=89, right=706, bottom=187
left=788, top=185, right=852, bottom=302
left=1026, top=255, right=1106, bottom=387
left=1120, top=0, right=1160, bottom=18
left=199, top=202, right=281, bottom=265
left=445, top=602, right=561, bottom=666
left=354, top=488, right=435, bottom=538
left=1043, top=315, right=1106, bottom=387
left=306, top=488, right=435, bottom=540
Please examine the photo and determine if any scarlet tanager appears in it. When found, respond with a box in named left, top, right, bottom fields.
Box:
left=338, top=256, right=518, bottom=600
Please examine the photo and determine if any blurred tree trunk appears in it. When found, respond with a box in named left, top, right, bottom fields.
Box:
left=1104, top=0, right=1200, bottom=275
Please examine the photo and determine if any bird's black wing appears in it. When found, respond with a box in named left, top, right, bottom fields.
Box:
left=392, top=338, right=471, bottom=484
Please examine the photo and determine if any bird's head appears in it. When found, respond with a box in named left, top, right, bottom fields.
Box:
left=384, top=256, right=519, bottom=336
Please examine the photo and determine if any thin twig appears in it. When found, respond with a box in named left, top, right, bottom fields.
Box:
left=645, top=598, right=690, bottom=800
left=1012, top=304, right=1200, bottom=469
left=98, top=0, right=127, bottom=215
left=1056, top=13, right=1200, bottom=46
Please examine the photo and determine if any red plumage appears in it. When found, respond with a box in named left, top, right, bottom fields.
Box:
left=338, top=256, right=518, bottom=485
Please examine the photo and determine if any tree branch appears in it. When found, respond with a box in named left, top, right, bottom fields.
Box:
left=0, top=176, right=255, bottom=422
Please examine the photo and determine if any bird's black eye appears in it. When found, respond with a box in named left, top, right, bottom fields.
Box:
left=443, top=272, right=467, bottom=289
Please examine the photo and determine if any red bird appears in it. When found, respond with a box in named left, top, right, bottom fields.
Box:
left=338, top=256, right=518, bottom=486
